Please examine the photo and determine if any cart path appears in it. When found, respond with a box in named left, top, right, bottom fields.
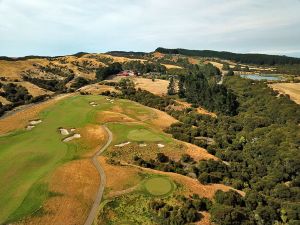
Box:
left=84, top=125, right=112, bottom=225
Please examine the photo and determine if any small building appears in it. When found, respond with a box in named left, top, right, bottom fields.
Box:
left=117, top=70, right=135, bottom=76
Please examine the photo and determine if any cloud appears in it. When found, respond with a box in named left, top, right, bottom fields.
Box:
left=0, top=0, right=299, bottom=56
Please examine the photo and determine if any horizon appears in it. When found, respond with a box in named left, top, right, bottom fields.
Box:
left=1, top=0, right=300, bottom=57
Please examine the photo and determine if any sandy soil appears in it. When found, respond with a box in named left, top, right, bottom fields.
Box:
left=269, top=83, right=300, bottom=104
left=16, top=159, right=99, bottom=225
left=0, top=94, right=71, bottom=135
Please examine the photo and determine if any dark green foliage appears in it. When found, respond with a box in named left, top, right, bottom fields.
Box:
left=167, top=77, right=176, bottom=95
left=227, top=69, right=234, bottom=76
left=96, top=62, right=122, bottom=81
left=182, top=72, right=238, bottom=115
left=0, top=83, right=32, bottom=103
left=23, top=75, right=67, bottom=92
left=70, top=77, right=90, bottom=89
left=149, top=194, right=207, bottom=224
left=156, top=47, right=300, bottom=65
left=122, top=60, right=166, bottom=74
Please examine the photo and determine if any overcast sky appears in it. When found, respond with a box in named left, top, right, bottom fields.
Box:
left=0, top=0, right=300, bottom=57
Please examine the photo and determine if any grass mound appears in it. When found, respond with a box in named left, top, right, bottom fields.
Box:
left=143, top=176, right=174, bottom=196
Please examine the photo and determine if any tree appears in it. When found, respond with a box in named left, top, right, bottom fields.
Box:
left=167, top=76, right=176, bottom=95
left=178, top=75, right=185, bottom=98
left=222, top=63, right=230, bottom=70
left=227, top=69, right=234, bottom=76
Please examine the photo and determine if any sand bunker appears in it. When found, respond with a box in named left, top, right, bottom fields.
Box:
left=89, top=102, right=98, bottom=107
left=29, top=119, right=42, bottom=125
left=59, top=128, right=70, bottom=135
left=115, top=142, right=131, bottom=147
left=139, top=144, right=147, bottom=147
left=26, top=125, right=35, bottom=130
left=25, top=119, right=42, bottom=130
left=63, top=134, right=81, bottom=142
left=157, top=144, right=165, bottom=148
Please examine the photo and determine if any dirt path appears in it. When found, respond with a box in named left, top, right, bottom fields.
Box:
left=84, top=125, right=113, bottom=225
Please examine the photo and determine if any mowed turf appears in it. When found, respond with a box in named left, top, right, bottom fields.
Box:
left=143, top=176, right=174, bottom=196
left=0, top=95, right=112, bottom=224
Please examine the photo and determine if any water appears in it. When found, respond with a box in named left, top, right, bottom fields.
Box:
left=240, top=74, right=282, bottom=81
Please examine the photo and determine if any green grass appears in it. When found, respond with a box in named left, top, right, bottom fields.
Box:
left=107, top=123, right=171, bottom=145
left=0, top=95, right=112, bottom=224
left=142, top=176, right=175, bottom=196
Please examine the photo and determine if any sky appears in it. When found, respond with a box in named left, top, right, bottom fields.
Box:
left=0, top=0, right=300, bottom=57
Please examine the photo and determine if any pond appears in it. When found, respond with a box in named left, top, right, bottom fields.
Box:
left=240, top=74, right=283, bottom=81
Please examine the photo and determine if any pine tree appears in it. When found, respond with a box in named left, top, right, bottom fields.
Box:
left=178, top=75, right=185, bottom=98
left=167, top=77, right=176, bottom=95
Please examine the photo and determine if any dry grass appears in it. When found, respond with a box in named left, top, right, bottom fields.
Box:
left=2, top=81, right=53, bottom=97
left=96, top=111, right=136, bottom=124
left=269, top=83, right=300, bottom=105
left=148, top=108, right=178, bottom=130
left=0, top=94, right=71, bottom=135
left=133, top=77, right=170, bottom=96
left=162, top=64, right=183, bottom=69
left=78, top=124, right=108, bottom=157
left=175, top=100, right=217, bottom=117
left=78, top=84, right=120, bottom=95
left=99, top=157, right=142, bottom=195
left=0, top=96, right=11, bottom=105
left=16, top=159, right=99, bottom=225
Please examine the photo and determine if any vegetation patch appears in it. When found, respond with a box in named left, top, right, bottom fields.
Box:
left=142, top=176, right=175, bottom=196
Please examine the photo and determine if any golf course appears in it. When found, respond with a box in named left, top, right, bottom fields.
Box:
left=0, top=94, right=181, bottom=224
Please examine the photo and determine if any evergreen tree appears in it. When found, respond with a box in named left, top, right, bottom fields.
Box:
left=167, top=76, right=176, bottom=95
left=178, top=75, right=185, bottom=98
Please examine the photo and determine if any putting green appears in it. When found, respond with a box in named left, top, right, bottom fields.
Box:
left=143, top=177, right=174, bottom=196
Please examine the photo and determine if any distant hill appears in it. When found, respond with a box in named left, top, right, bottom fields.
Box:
left=106, top=51, right=147, bottom=58
left=155, top=47, right=300, bottom=65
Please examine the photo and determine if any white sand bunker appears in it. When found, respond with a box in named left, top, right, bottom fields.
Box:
left=29, top=119, right=42, bottom=125
left=115, top=142, right=131, bottom=147
left=26, top=119, right=42, bottom=130
left=89, top=102, right=98, bottom=107
left=26, top=125, right=35, bottom=130
left=106, top=98, right=114, bottom=103
left=157, top=144, right=165, bottom=148
left=63, top=134, right=81, bottom=142
left=59, top=128, right=70, bottom=135
left=70, top=128, right=76, bottom=132
left=139, top=144, right=147, bottom=147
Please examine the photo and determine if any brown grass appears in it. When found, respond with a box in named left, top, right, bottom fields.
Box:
left=96, top=111, right=136, bottom=124
left=269, top=83, right=300, bottom=105
left=175, top=100, right=217, bottom=117
left=2, top=81, right=53, bottom=97
left=0, top=94, right=71, bottom=135
left=162, top=64, right=183, bottom=69
left=0, top=96, right=10, bottom=105
left=78, top=124, right=108, bottom=157
left=133, top=77, right=171, bottom=96
left=17, top=159, right=99, bottom=225
left=98, top=157, right=142, bottom=195
left=78, top=84, right=120, bottom=95
left=148, top=108, right=178, bottom=130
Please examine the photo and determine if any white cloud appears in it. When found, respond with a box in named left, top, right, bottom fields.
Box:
left=0, top=0, right=299, bottom=56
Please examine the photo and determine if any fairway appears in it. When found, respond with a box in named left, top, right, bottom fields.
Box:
left=0, top=95, right=112, bottom=224
left=143, top=177, right=174, bottom=196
